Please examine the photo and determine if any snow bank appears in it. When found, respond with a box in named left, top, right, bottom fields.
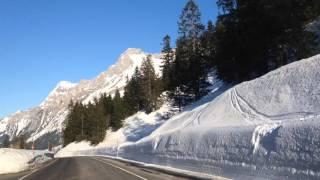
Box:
left=0, top=148, right=52, bottom=174
left=117, top=55, right=320, bottom=179
left=55, top=141, right=94, bottom=157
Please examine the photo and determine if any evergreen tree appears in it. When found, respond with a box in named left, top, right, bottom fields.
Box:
left=75, top=102, right=86, bottom=141
left=140, top=55, right=160, bottom=113
left=63, top=101, right=79, bottom=146
left=89, top=97, right=107, bottom=144
left=201, top=21, right=216, bottom=67
left=110, top=89, right=124, bottom=130
left=101, top=93, right=113, bottom=124
left=1, top=134, right=10, bottom=148
left=161, top=35, right=174, bottom=91
left=215, top=0, right=320, bottom=82
left=123, top=68, right=143, bottom=114
left=178, top=0, right=203, bottom=49
left=18, top=135, right=25, bottom=149
left=101, top=94, right=113, bottom=118
left=171, top=0, right=208, bottom=104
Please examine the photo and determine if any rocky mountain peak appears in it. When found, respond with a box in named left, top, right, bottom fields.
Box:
left=40, top=81, right=77, bottom=108
left=122, top=48, right=144, bottom=55
left=0, top=48, right=162, bottom=148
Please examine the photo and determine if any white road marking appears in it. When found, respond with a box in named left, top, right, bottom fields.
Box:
left=19, top=159, right=57, bottom=180
left=92, top=157, right=148, bottom=180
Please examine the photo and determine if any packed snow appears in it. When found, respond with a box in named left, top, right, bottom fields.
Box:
left=57, top=54, right=320, bottom=179
left=0, top=148, right=53, bottom=174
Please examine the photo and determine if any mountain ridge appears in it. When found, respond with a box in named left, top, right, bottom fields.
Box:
left=0, top=48, right=162, bottom=149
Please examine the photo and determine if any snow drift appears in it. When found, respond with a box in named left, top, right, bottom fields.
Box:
left=0, top=148, right=53, bottom=174
left=57, top=54, right=320, bottom=179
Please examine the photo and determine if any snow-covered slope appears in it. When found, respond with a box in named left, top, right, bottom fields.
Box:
left=118, top=54, right=320, bottom=179
left=57, top=54, right=320, bottom=179
left=0, top=48, right=162, bottom=149
left=55, top=102, right=177, bottom=157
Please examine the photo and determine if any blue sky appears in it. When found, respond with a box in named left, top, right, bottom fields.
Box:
left=0, top=0, right=218, bottom=117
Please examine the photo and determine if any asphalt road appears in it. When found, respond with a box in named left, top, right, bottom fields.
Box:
left=0, top=157, right=205, bottom=180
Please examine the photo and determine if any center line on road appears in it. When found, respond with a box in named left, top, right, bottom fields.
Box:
left=92, top=157, right=148, bottom=180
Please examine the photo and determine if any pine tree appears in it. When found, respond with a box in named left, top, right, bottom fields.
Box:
left=110, top=89, right=124, bottom=130
left=103, top=94, right=113, bottom=114
left=123, top=68, right=143, bottom=114
left=1, top=134, right=10, bottom=148
left=76, top=102, right=87, bottom=141
left=215, top=0, right=320, bottom=82
left=88, top=97, right=107, bottom=144
left=178, top=0, right=203, bottom=49
left=63, top=100, right=79, bottom=146
left=171, top=0, right=207, bottom=104
left=140, top=55, right=159, bottom=113
left=161, top=35, right=174, bottom=91
left=18, top=135, right=25, bottom=149
left=201, top=21, right=216, bottom=67
left=101, top=93, right=112, bottom=125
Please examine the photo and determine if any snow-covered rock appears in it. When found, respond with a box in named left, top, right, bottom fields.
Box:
left=0, top=48, right=162, bottom=149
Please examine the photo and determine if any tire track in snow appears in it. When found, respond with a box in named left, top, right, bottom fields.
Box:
left=230, top=88, right=269, bottom=125
left=230, top=88, right=320, bottom=155
left=230, top=88, right=320, bottom=123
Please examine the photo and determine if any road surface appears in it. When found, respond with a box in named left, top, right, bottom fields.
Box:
left=0, top=157, right=209, bottom=180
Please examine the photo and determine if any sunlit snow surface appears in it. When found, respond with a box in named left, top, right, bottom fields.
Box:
left=58, top=55, right=320, bottom=179
left=0, top=148, right=52, bottom=174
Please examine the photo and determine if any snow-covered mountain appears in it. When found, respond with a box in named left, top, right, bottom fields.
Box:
left=0, top=48, right=162, bottom=149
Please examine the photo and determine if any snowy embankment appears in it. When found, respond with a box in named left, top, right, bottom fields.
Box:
left=56, top=101, right=181, bottom=157
left=0, top=148, right=53, bottom=174
left=57, top=55, right=320, bottom=179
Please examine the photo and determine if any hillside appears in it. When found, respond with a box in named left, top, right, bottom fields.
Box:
left=0, top=48, right=162, bottom=149
left=58, top=54, right=320, bottom=179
